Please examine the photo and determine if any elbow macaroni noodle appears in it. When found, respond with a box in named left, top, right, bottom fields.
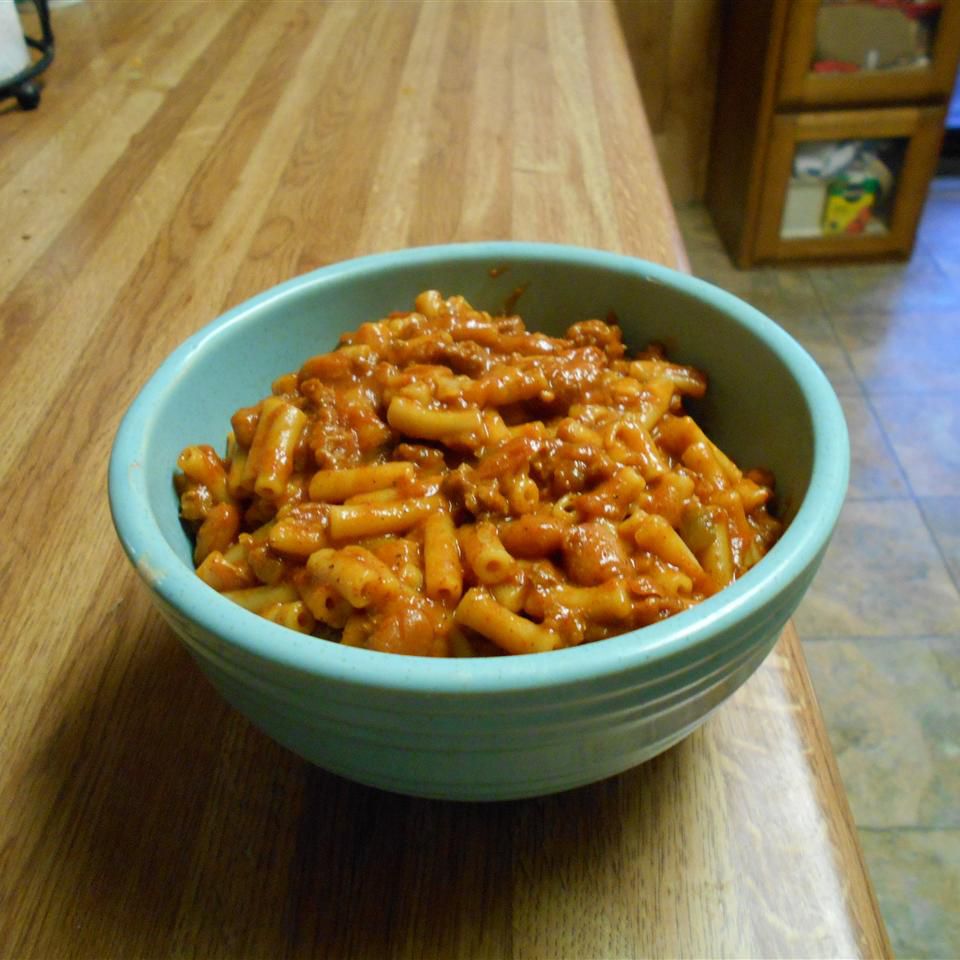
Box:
left=174, top=291, right=783, bottom=657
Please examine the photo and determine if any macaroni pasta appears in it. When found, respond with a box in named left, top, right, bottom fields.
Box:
left=175, top=291, right=783, bottom=656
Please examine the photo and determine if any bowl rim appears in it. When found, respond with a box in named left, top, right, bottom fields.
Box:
left=109, top=241, right=849, bottom=695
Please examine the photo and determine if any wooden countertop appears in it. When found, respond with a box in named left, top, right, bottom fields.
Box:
left=0, top=2, right=890, bottom=957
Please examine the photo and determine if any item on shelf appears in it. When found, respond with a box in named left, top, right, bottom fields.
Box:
left=783, top=139, right=896, bottom=238
left=820, top=143, right=895, bottom=235
left=812, top=59, right=862, bottom=73
left=822, top=175, right=881, bottom=234
left=782, top=178, right=829, bottom=238
left=793, top=140, right=859, bottom=178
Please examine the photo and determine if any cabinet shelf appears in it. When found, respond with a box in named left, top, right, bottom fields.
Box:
left=706, top=0, right=960, bottom=267
left=779, top=0, right=960, bottom=108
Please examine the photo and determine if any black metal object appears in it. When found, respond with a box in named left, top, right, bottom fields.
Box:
left=0, top=0, right=54, bottom=110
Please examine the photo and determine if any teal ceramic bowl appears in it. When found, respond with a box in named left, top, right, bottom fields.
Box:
left=109, top=242, right=848, bottom=801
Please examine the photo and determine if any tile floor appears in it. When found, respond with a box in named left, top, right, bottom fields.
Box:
left=675, top=177, right=960, bottom=960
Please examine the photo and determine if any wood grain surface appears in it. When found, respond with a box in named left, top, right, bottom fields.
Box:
left=0, top=2, right=890, bottom=957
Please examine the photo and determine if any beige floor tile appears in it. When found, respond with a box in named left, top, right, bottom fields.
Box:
left=673, top=203, right=723, bottom=252
left=793, top=499, right=960, bottom=637
left=831, top=309, right=960, bottom=395
left=675, top=205, right=826, bottom=319
left=918, top=496, right=960, bottom=589
left=772, top=310, right=862, bottom=397
left=860, top=828, right=960, bottom=960
left=805, top=639, right=960, bottom=829
left=918, top=236, right=960, bottom=285
left=808, top=254, right=959, bottom=314
left=840, top=394, right=911, bottom=499
left=917, top=178, right=960, bottom=234
left=675, top=207, right=860, bottom=395
left=681, top=189, right=960, bottom=958
left=695, top=259, right=825, bottom=326
left=918, top=176, right=960, bottom=281
left=871, top=393, right=960, bottom=497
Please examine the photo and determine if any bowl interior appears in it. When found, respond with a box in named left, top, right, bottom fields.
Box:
left=142, top=248, right=817, bottom=568
left=115, top=243, right=846, bottom=688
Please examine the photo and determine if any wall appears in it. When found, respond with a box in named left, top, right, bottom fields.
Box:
left=615, top=0, right=721, bottom=203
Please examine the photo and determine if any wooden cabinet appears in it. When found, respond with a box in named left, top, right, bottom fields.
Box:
left=707, top=0, right=960, bottom=266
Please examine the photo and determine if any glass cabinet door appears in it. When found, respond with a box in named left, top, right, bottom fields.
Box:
left=753, top=105, right=945, bottom=262
left=780, top=137, right=907, bottom=240
left=779, top=1, right=960, bottom=106
left=812, top=1, right=941, bottom=76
